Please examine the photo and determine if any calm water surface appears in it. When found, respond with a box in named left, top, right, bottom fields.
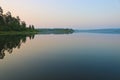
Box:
left=0, top=33, right=120, bottom=80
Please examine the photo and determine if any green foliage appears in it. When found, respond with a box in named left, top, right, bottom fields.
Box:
left=0, top=6, right=35, bottom=32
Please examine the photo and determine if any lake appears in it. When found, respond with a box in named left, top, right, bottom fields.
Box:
left=0, top=33, right=120, bottom=80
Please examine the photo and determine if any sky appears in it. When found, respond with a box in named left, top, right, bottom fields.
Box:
left=0, top=0, right=120, bottom=28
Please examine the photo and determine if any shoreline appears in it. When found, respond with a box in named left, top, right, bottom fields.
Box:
left=0, top=29, right=74, bottom=35
left=0, top=31, right=38, bottom=35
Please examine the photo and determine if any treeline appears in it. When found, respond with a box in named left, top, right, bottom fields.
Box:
left=0, top=6, right=35, bottom=31
left=38, top=28, right=74, bottom=34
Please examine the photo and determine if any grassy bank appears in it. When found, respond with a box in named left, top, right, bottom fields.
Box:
left=0, top=31, right=38, bottom=35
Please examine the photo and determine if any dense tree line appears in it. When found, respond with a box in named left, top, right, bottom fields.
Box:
left=0, top=6, right=35, bottom=31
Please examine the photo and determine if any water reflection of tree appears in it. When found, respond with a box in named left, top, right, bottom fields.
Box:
left=0, top=35, right=35, bottom=59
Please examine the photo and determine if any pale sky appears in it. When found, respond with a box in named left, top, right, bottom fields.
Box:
left=1, top=0, right=120, bottom=28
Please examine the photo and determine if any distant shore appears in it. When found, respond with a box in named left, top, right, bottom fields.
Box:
left=37, top=28, right=74, bottom=34
left=75, top=28, right=120, bottom=34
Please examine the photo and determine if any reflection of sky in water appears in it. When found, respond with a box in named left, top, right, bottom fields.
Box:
left=0, top=33, right=120, bottom=80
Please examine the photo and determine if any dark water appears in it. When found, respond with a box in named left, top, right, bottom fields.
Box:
left=0, top=33, right=120, bottom=80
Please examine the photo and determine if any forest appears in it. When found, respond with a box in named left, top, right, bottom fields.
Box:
left=0, top=6, right=35, bottom=31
